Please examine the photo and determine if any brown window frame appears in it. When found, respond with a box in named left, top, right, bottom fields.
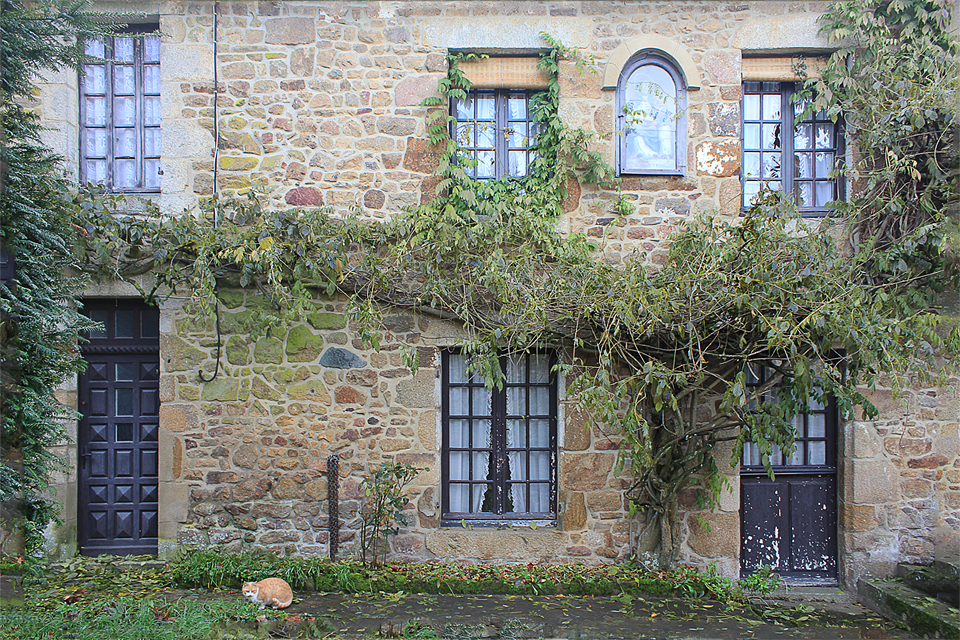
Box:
left=80, top=26, right=161, bottom=193
left=440, top=350, right=558, bottom=527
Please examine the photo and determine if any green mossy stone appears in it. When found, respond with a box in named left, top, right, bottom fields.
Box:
left=251, top=377, right=281, bottom=401
left=327, top=331, right=348, bottom=345
left=217, top=290, right=245, bottom=309
left=220, top=310, right=253, bottom=334
left=201, top=377, right=240, bottom=401
left=225, top=336, right=249, bottom=365
left=307, top=312, right=347, bottom=330
left=254, top=337, right=284, bottom=364
left=285, top=325, right=324, bottom=362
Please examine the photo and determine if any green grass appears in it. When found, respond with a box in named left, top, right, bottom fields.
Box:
left=0, top=597, right=264, bottom=640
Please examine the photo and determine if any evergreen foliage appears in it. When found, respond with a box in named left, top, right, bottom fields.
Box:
left=0, top=0, right=114, bottom=549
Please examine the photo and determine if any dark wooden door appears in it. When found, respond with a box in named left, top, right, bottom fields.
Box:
left=78, top=300, right=159, bottom=556
left=741, top=386, right=838, bottom=584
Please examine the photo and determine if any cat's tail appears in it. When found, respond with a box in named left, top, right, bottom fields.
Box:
left=273, top=596, right=292, bottom=609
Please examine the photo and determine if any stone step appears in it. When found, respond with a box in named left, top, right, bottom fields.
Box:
left=859, top=578, right=959, bottom=639
left=897, top=563, right=960, bottom=608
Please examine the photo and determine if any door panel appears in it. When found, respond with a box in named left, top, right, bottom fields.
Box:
left=79, top=301, right=159, bottom=556
left=741, top=366, right=838, bottom=584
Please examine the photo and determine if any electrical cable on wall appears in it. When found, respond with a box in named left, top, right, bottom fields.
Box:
left=199, top=1, right=223, bottom=383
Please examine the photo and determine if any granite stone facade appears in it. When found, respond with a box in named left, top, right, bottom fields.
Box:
left=31, top=0, right=958, bottom=592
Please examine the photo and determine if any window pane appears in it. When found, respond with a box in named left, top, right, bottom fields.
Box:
left=808, top=413, right=826, bottom=438
left=506, top=387, right=524, bottom=414
left=449, top=484, right=469, bottom=512
left=787, top=444, right=803, bottom=466
left=807, top=441, right=826, bottom=465
left=744, top=152, right=760, bottom=179
left=86, top=129, right=108, bottom=157
left=472, top=420, right=490, bottom=448
left=743, top=94, right=760, bottom=120
left=116, top=388, right=133, bottom=416
left=506, top=419, right=526, bottom=448
left=507, top=123, right=527, bottom=147
left=114, top=96, right=136, bottom=126
left=89, top=310, right=109, bottom=338
left=762, top=123, right=781, bottom=149
left=529, top=452, right=550, bottom=480
left=449, top=388, right=469, bottom=415
left=528, top=484, right=549, bottom=512
left=84, top=65, right=106, bottom=94
left=116, top=423, right=134, bottom=442
left=144, top=97, right=161, bottom=126
left=816, top=181, right=835, bottom=207
left=816, top=152, right=834, bottom=177
left=116, top=310, right=137, bottom=338
left=762, top=152, right=781, bottom=178
left=816, top=123, right=833, bottom=148
left=475, top=122, right=495, bottom=149
left=144, top=159, right=161, bottom=190
left=795, top=152, right=812, bottom=179
left=144, top=36, right=160, bottom=63
left=450, top=452, right=468, bottom=480
left=476, top=151, right=495, bottom=178
left=506, top=358, right=524, bottom=383
left=471, top=452, right=489, bottom=481
left=744, top=123, right=760, bottom=149
left=144, top=129, right=161, bottom=157
left=529, top=387, right=550, bottom=414
left=508, top=96, right=527, bottom=119
left=143, top=65, right=161, bottom=94
left=85, top=97, right=106, bottom=126
left=115, top=129, right=136, bottom=158
left=448, top=354, right=469, bottom=382
left=85, top=40, right=106, bottom=58
left=449, top=419, right=468, bottom=448
left=85, top=160, right=107, bottom=184
left=472, top=388, right=490, bottom=416
left=476, top=95, right=495, bottom=120
left=455, top=97, right=472, bottom=120
left=116, top=362, right=135, bottom=382
left=507, top=151, right=526, bottom=176
left=114, top=65, right=135, bottom=94
left=529, top=419, right=549, bottom=447
left=762, top=94, right=780, bottom=120
left=743, top=181, right=761, bottom=204
left=794, top=123, right=812, bottom=150
left=528, top=355, right=550, bottom=382
left=455, top=123, right=474, bottom=147
left=114, top=38, right=134, bottom=62
left=115, top=159, right=137, bottom=189
left=795, top=181, right=813, bottom=208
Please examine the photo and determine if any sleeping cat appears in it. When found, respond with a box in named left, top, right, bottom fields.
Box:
left=241, top=577, right=293, bottom=609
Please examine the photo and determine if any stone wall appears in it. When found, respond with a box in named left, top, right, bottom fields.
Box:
left=841, top=381, right=960, bottom=586
left=158, top=291, right=634, bottom=563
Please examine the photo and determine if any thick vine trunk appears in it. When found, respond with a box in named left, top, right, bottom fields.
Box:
left=634, top=493, right=682, bottom=569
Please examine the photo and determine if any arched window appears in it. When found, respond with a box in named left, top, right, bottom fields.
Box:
left=617, top=53, right=687, bottom=175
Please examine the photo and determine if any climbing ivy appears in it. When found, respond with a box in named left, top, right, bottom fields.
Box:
left=73, top=10, right=959, bottom=570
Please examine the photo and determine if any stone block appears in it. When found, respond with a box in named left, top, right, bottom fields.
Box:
left=265, top=17, right=315, bottom=45
left=560, top=453, right=615, bottom=491
left=686, top=511, right=739, bottom=558
left=201, top=377, right=240, bottom=401
left=397, top=369, right=436, bottom=408
left=695, top=140, right=740, bottom=177
left=225, top=336, right=249, bottom=365
left=233, top=444, right=260, bottom=469
left=418, top=410, right=438, bottom=451
left=308, top=312, right=347, bottom=330
left=707, top=102, right=740, bottom=137
left=334, top=385, right=367, bottom=405
left=254, top=337, right=283, bottom=364
left=563, top=407, right=590, bottom=451
left=702, top=51, right=740, bottom=85
left=840, top=502, right=878, bottom=532
left=288, top=379, right=332, bottom=404
left=161, top=335, right=206, bottom=372
left=849, top=459, right=899, bottom=504
left=320, top=347, right=367, bottom=369
left=285, top=186, right=323, bottom=206
left=251, top=377, right=280, bottom=401
left=286, top=325, right=324, bottom=362
left=159, top=481, right=189, bottom=525
left=159, top=403, right=199, bottom=433
left=586, top=490, right=623, bottom=513
left=847, top=422, right=883, bottom=458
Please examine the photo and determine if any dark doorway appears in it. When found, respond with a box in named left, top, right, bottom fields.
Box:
left=740, top=373, right=839, bottom=584
left=78, top=300, right=160, bottom=556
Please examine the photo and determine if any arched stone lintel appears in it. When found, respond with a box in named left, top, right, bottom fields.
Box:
left=601, top=34, right=700, bottom=91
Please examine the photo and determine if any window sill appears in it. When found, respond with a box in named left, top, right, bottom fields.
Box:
left=440, top=517, right=557, bottom=529
left=619, top=170, right=685, bottom=177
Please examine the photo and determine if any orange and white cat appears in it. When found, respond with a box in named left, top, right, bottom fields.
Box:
left=241, top=578, right=293, bottom=609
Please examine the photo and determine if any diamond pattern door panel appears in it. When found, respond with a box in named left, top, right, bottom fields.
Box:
left=79, top=301, right=159, bottom=556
